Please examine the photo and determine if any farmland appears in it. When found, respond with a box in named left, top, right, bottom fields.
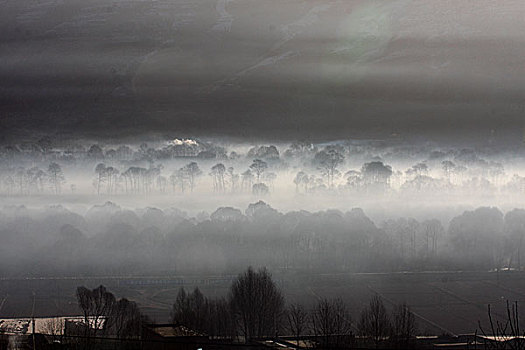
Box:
left=1, top=270, right=523, bottom=335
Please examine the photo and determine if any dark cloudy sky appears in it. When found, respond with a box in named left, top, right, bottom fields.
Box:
left=1, top=0, right=524, bottom=143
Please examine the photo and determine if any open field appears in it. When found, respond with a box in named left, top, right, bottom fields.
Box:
left=1, top=270, right=524, bottom=335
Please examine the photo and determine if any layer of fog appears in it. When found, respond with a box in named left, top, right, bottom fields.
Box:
left=2, top=138, right=525, bottom=224
left=0, top=200, right=523, bottom=278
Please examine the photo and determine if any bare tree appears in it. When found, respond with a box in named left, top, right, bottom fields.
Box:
left=110, top=298, right=143, bottom=339
left=172, top=287, right=207, bottom=332
left=286, top=303, right=308, bottom=340
left=205, top=297, right=234, bottom=339
left=390, top=303, right=416, bottom=348
left=229, top=267, right=284, bottom=341
left=311, top=297, right=353, bottom=349
left=76, top=285, right=116, bottom=338
left=76, top=284, right=145, bottom=344
left=170, top=287, right=234, bottom=338
left=478, top=301, right=525, bottom=350
left=358, top=295, right=390, bottom=348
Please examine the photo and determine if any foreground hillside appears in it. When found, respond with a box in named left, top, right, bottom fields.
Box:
left=1, top=0, right=524, bottom=141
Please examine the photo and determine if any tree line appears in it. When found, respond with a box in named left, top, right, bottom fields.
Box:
left=91, top=158, right=278, bottom=196
left=74, top=268, right=417, bottom=349
left=1, top=202, right=525, bottom=276
left=0, top=162, right=67, bottom=195
left=1, top=140, right=521, bottom=198
left=74, top=285, right=145, bottom=340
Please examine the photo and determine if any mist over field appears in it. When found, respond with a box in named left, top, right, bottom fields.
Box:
left=2, top=138, right=525, bottom=276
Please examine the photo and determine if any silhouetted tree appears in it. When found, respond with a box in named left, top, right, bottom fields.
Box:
left=361, top=161, right=392, bottom=193
left=358, top=295, right=390, bottom=348
left=449, top=207, right=504, bottom=269
left=311, top=297, right=353, bottom=349
left=390, top=302, right=417, bottom=348
left=76, top=285, right=116, bottom=338
left=286, top=303, right=308, bottom=340
left=104, top=166, right=120, bottom=194
left=250, top=159, right=268, bottom=183
left=170, top=168, right=189, bottom=193
left=210, top=163, right=226, bottom=192
left=48, top=162, right=65, bottom=194
left=207, top=297, right=235, bottom=339
left=229, top=267, right=284, bottom=341
left=422, top=219, right=444, bottom=258
left=313, top=148, right=344, bottom=188
left=478, top=301, right=525, bottom=350
left=406, top=163, right=428, bottom=178
left=87, top=145, right=104, bottom=161
left=116, top=145, right=133, bottom=160
left=248, top=146, right=280, bottom=160
left=172, top=287, right=207, bottom=332
left=294, top=171, right=309, bottom=193
left=344, top=170, right=362, bottom=192
left=241, top=170, right=254, bottom=192
left=183, top=162, right=202, bottom=192
left=94, top=163, right=106, bottom=195
left=227, top=167, right=239, bottom=193
left=284, top=140, right=316, bottom=158
left=110, top=298, right=143, bottom=339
